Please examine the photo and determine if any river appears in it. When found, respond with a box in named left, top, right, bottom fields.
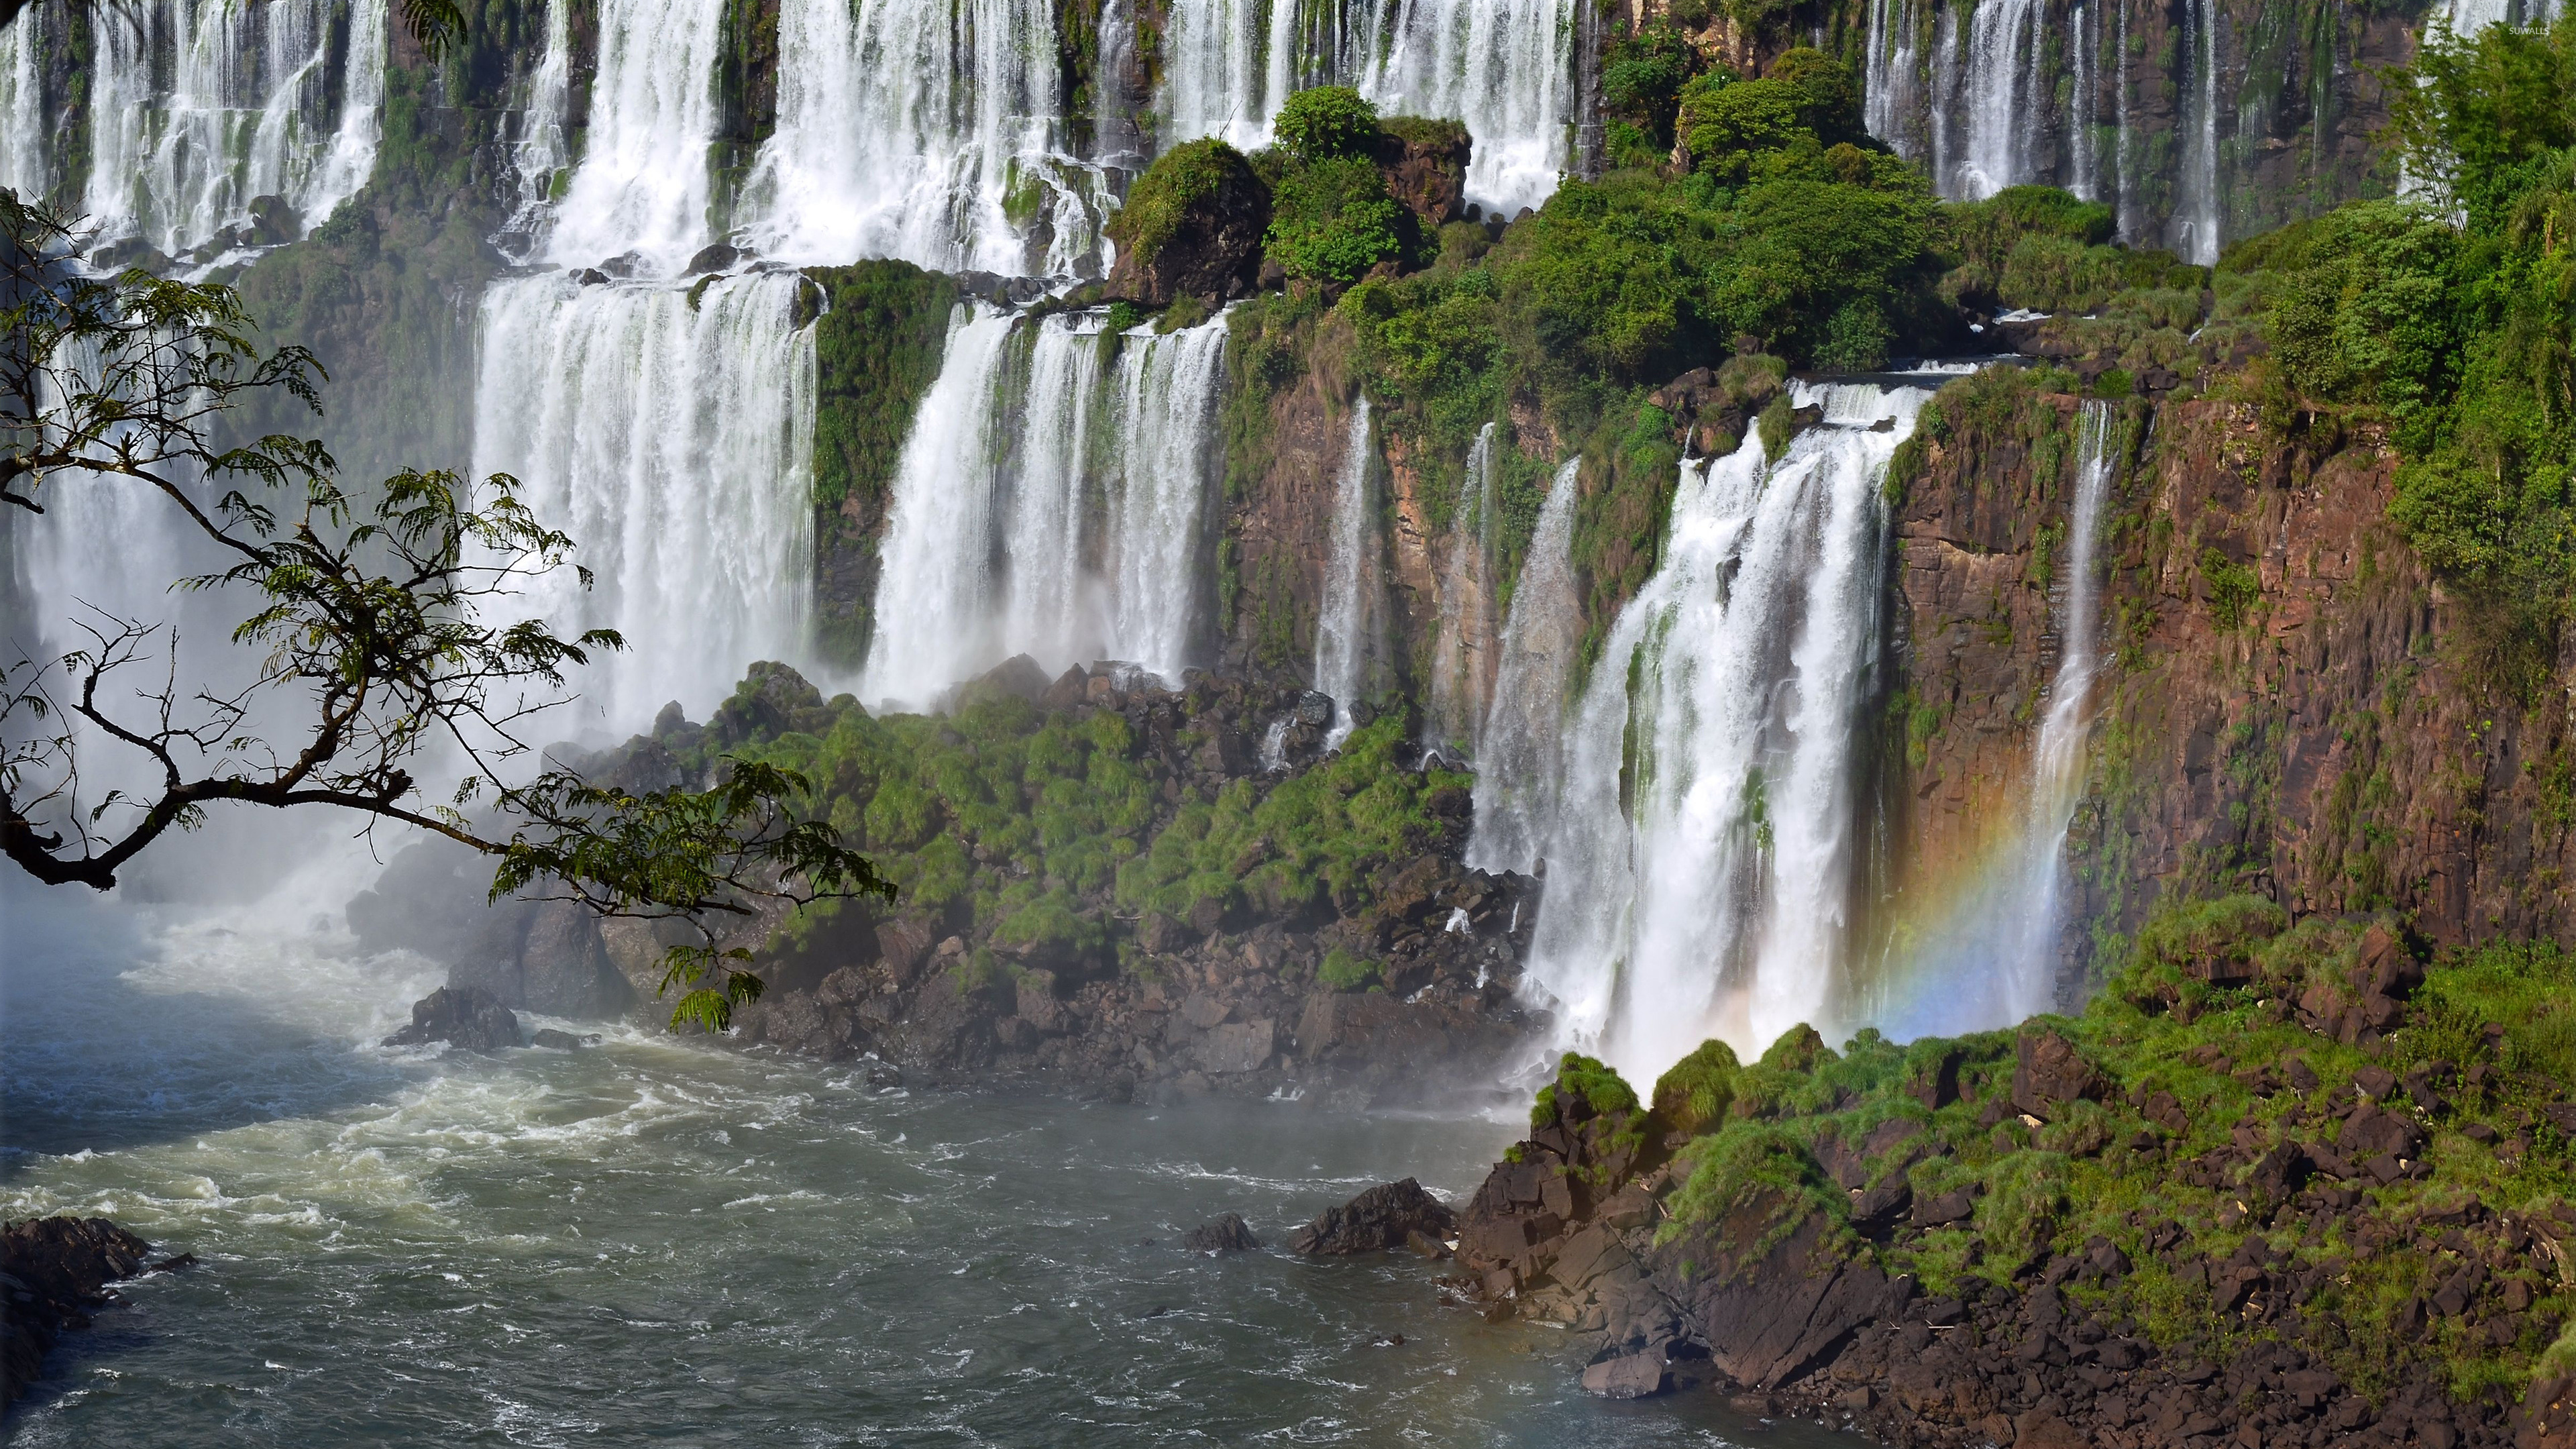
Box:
left=1, top=888, right=1843, bottom=1446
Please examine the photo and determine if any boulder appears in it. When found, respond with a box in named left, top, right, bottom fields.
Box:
left=1290, top=1178, right=1456, bottom=1255
left=1, top=1216, right=164, bottom=1407
left=382, top=986, right=521, bottom=1051
left=1371, top=117, right=1471, bottom=227
left=951, top=653, right=1053, bottom=708
left=1102, top=140, right=1270, bottom=307
left=2011, top=1029, right=2105, bottom=1122
left=529, top=1028, right=600, bottom=1051
left=1581, top=1349, right=1670, bottom=1399
left=684, top=241, right=742, bottom=275
left=1184, top=1213, right=1261, bottom=1253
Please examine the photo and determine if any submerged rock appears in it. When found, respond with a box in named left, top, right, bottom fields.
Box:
left=1183, top=1214, right=1260, bottom=1253
left=383, top=986, right=521, bottom=1052
left=529, top=1028, right=600, bottom=1051
left=1289, top=1179, right=1455, bottom=1256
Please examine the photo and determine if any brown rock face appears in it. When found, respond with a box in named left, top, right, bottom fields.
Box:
left=1102, top=148, right=1269, bottom=307
left=2010, top=1029, right=2104, bottom=1122
left=2, top=1216, right=164, bottom=1406
left=1372, top=118, right=1471, bottom=229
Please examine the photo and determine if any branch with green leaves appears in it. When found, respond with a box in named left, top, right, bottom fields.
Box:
left=2, top=188, right=889, bottom=1031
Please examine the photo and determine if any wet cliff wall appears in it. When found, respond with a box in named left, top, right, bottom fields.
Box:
left=1883, top=367, right=2576, bottom=1002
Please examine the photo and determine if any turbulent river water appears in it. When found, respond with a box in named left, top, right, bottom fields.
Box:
left=1, top=888, right=1840, bottom=1446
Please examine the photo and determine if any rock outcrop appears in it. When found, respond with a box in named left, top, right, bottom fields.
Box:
left=1289, top=1179, right=1456, bottom=1256
left=1184, top=1214, right=1261, bottom=1253
left=2, top=1217, right=184, bottom=1407
left=1102, top=140, right=1270, bottom=307
left=382, top=986, right=523, bottom=1052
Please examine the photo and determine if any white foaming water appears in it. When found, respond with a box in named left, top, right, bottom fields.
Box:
left=1517, top=384, right=1923, bottom=1085
left=2175, top=0, right=2222, bottom=264
left=1464, top=455, right=1580, bottom=875
left=2069, top=1, right=2096, bottom=202
left=741, top=0, right=1097, bottom=275
left=1361, top=0, right=1576, bottom=215
left=542, top=0, right=727, bottom=272
left=1884, top=401, right=2115, bottom=1036
left=75, top=0, right=385, bottom=258
left=862, top=307, right=1230, bottom=710
left=1162, top=0, right=1304, bottom=152
left=1313, top=395, right=1375, bottom=750
left=2443, top=0, right=2563, bottom=34
left=470, top=272, right=816, bottom=731
left=1427, top=423, right=1499, bottom=759
left=497, top=0, right=576, bottom=256
left=1862, top=0, right=1923, bottom=162
left=0, top=1, right=50, bottom=201
left=1932, top=0, right=2044, bottom=200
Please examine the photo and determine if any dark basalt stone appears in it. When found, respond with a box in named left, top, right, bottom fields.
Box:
left=1290, top=1179, right=1455, bottom=1256
left=382, top=985, right=521, bottom=1052
left=2, top=1216, right=180, bottom=1407
left=1183, top=1213, right=1260, bottom=1253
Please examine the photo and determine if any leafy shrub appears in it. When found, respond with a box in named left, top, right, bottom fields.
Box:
left=1601, top=28, right=1705, bottom=149
left=1274, top=85, right=1381, bottom=164
left=1266, top=155, right=1410, bottom=283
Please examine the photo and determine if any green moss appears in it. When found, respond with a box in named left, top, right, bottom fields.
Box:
left=1266, top=154, right=1411, bottom=284
left=1652, top=1038, right=1743, bottom=1136
left=1106, top=138, right=1260, bottom=274
left=806, top=261, right=960, bottom=516
left=1318, top=946, right=1379, bottom=991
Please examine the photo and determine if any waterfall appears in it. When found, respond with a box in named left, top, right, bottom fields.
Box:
left=2112, top=0, right=2134, bottom=240
left=1313, top=395, right=1375, bottom=750
left=861, top=307, right=1231, bottom=710
left=1163, top=0, right=1303, bottom=152
left=497, top=0, right=576, bottom=258
left=468, top=273, right=818, bottom=731
left=741, top=0, right=1097, bottom=276
left=1862, top=0, right=1922, bottom=162
left=1937, top=0, right=2045, bottom=199
left=1884, top=402, right=2115, bottom=1036
left=1516, top=384, right=1923, bottom=1084
left=543, top=0, right=727, bottom=273
left=74, top=0, right=386, bottom=258
left=2176, top=0, right=2223, bottom=264
left=2445, top=0, right=2564, bottom=31
left=1, top=2, right=49, bottom=200
left=1427, top=423, right=1499, bottom=759
left=1362, top=0, right=1576, bottom=214
left=1156, top=0, right=1574, bottom=214
left=2070, top=1, right=2095, bottom=202
left=1464, top=454, right=1582, bottom=875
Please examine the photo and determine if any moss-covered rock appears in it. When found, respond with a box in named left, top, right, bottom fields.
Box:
left=1104, top=138, right=1269, bottom=307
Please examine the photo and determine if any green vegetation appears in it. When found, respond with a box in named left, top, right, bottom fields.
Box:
left=1318, top=946, right=1379, bottom=991
left=1646, top=896, right=2576, bottom=1402
left=1265, top=154, right=1413, bottom=284
left=1106, top=138, right=1260, bottom=274
left=806, top=261, right=959, bottom=515
left=1273, top=85, right=1384, bottom=163
left=2224, top=17, right=2576, bottom=671
left=686, top=676, right=1467, bottom=975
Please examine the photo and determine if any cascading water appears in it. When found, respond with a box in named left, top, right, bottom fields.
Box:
left=468, top=272, right=818, bottom=732
left=1464, top=455, right=1582, bottom=875
left=2443, top=0, right=2563, bottom=32
left=541, top=0, right=727, bottom=272
left=1862, top=0, right=1924, bottom=162
left=1517, top=384, right=1922, bottom=1084
left=860, top=307, right=1231, bottom=710
left=1163, top=0, right=1305, bottom=153
left=1157, top=0, right=1576, bottom=215
left=2176, top=0, right=2223, bottom=265
left=0, top=2, right=48, bottom=200
left=1877, top=401, right=2116, bottom=1037
left=1312, top=395, right=1376, bottom=750
left=69, top=0, right=385, bottom=258
left=1427, top=423, right=1500, bottom=759
left=741, top=0, right=1100, bottom=276
left=1360, top=0, right=1577, bottom=213
left=1939, top=0, right=2046, bottom=199
left=496, top=0, right=576, bottom=258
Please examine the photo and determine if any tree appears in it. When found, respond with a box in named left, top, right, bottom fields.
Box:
left=0, top=190, right=890, bottom=1030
